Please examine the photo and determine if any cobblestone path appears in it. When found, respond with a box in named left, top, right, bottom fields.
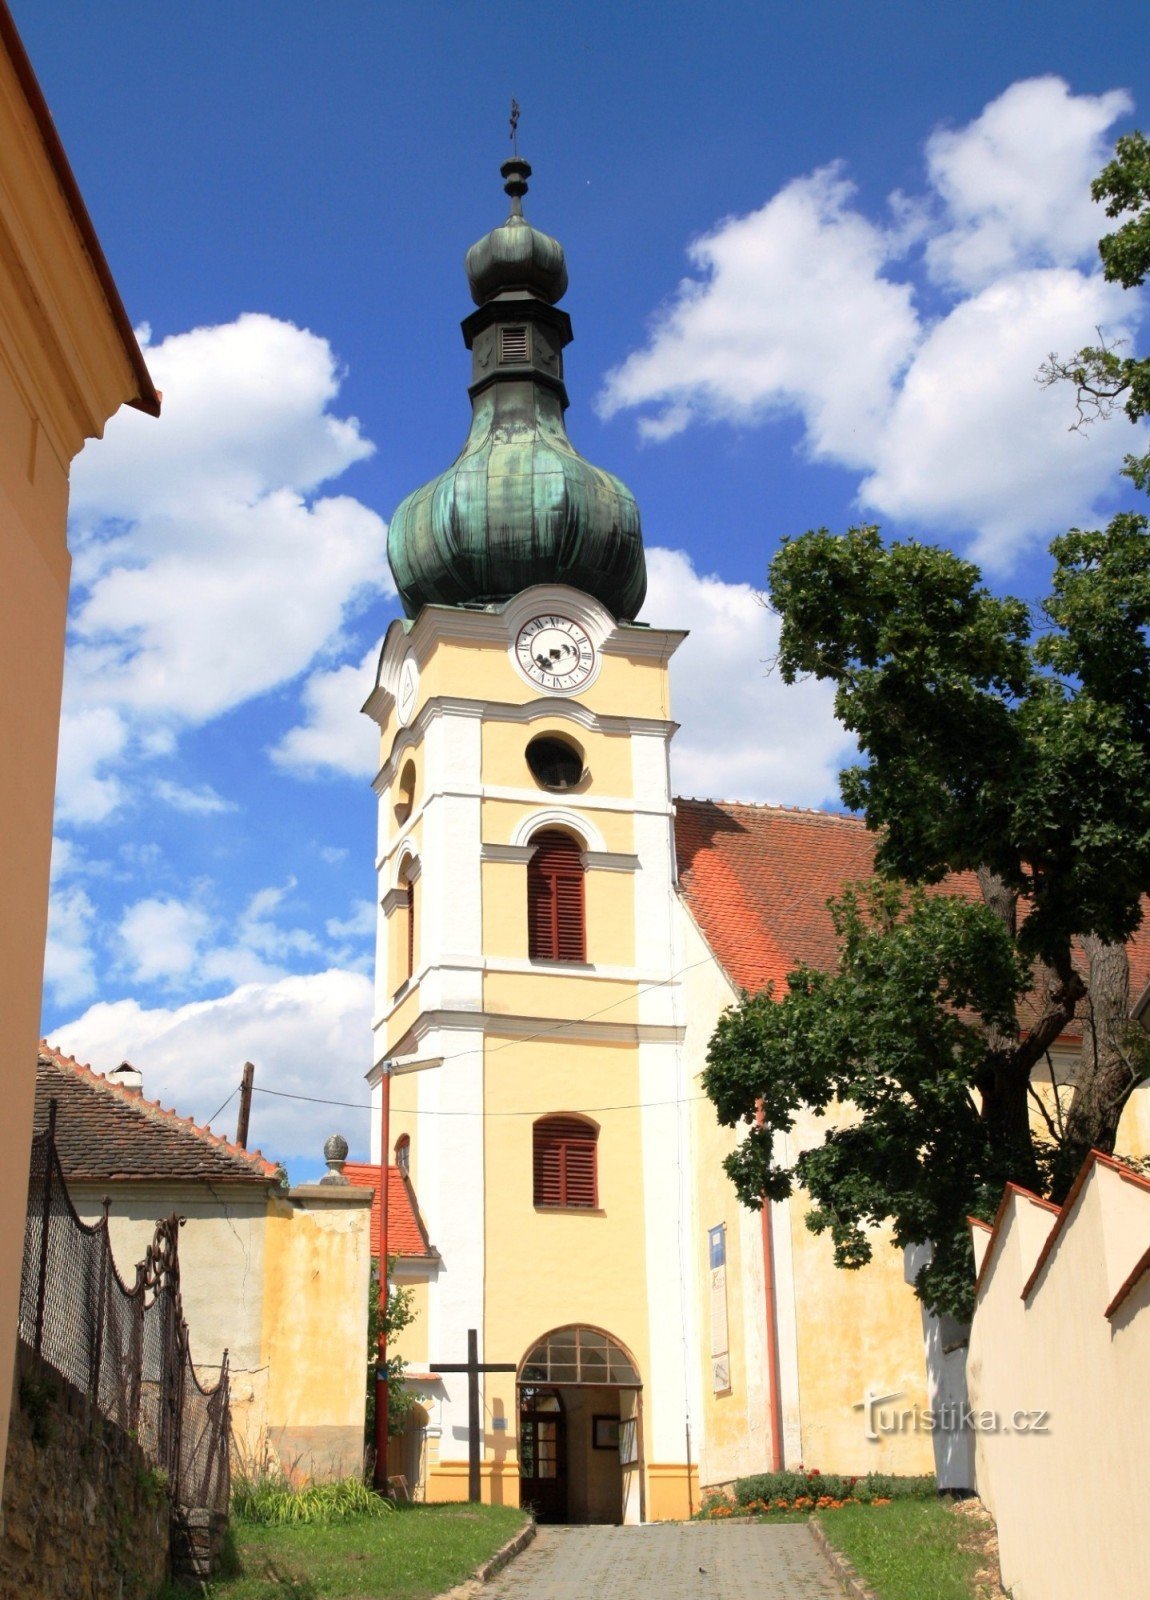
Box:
left=483, top=1523, right=844, bottom=1599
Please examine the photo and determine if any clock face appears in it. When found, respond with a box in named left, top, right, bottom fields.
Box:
left=396, top=655, right=419, bottom=727
left=514, top=615, right=596, bottom=693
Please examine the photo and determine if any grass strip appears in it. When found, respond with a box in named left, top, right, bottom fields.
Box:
left=162, top=1502, right=529, bottom=1600
left=817, top=1499, right=988, bottom=1600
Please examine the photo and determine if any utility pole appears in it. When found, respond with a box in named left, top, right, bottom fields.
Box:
left=235, top=1061, right=255, bottom=1149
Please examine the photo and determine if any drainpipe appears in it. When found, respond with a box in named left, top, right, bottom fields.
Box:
left=373, top=1062, right=392, bottom=1491
left=757, top=1102, right=784, bottom=1471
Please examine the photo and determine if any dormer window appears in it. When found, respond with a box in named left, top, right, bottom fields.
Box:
left=499, top=325, right=530, bottom=364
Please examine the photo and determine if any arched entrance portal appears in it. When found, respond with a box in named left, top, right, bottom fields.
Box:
left=518, top=1326, right=642, bottom=1525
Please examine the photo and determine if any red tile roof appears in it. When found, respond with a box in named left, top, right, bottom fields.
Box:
left=675, top=800, right=885, bottom=993
left=342, top=1161, right=434, bottom=1259
left=673, top=799, right=1150, bottom=1026
left=36, top=1043, right=277, bottom=1185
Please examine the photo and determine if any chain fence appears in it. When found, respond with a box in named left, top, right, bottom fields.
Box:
left=18, top=1099, right=231, bottom=1515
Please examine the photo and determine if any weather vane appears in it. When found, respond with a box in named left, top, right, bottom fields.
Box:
left=509, top=98, right=520, bottom=156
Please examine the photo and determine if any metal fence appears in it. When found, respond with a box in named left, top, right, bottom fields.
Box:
left=18, top=1100, right=231, bottom=1515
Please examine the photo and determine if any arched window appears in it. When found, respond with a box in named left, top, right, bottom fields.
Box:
left=404, top=871, right=416, bottom=981
left=394, top=856, right=418, bottom=989
left=533, top=1115, right=598, bottom=1209
left=394, top=1133, right=410, bottom=1176
left=394, top=759, right=417, bottom=826
left=527, top=831, right=585, bottom=962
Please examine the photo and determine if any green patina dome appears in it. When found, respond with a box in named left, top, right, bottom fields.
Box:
left=386, top=158, right=647, bottom=621
left=465, top=157, right=568, bottom=305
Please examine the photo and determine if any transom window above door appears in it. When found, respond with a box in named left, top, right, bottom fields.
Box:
left=520, top=1326, right=639, bottom=1386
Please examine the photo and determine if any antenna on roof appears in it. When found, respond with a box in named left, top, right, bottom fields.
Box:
left=236, top=1062, right=255, bottom=1149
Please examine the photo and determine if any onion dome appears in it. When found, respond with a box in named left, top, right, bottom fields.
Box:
left=386, top=158, right=647, bottom=622
left=465, top=157, right=568, bottom=306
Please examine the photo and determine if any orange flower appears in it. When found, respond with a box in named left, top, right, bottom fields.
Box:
left=793, top=1496, right=813, bottom=1509
left=773, top=1498, right=790, bottom=1510
left=870, top=1497, right=891, bottom=1506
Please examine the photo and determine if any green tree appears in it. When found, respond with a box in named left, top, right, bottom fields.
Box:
left=703, top=522, right=1150, bottom=1319
left=365, top=1257, right=417, bottom=1442
left=1040, top=130, right=1150, bottom=490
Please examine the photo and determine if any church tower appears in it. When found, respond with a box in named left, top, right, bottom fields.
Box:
left=364, top=157, right=699, bottom=1522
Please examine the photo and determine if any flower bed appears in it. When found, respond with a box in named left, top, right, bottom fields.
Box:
left=694, top=1469, right=934, bottom=1520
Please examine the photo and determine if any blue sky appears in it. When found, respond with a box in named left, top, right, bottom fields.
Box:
left=22, top=1, right=1150, bottom=1175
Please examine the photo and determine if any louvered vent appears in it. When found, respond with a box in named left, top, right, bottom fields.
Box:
left=499, top=325, right=530, bottom=363
left=533, top=1116, right=598, bottom=1208
left=527, top=831, right=585, bottom=962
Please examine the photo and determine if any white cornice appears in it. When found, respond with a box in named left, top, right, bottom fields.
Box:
left=509, top=807, right=608, bottom=852
left=376, top=786, right=674, bottom=871
left=478, top=841, right=640, bottom=874
left=378, top=1007, right=686, bottom=1059
left=373, top=694, right=679, bottom=793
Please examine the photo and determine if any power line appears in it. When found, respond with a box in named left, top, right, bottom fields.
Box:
left=251, top=1081, right=712, bottom=1119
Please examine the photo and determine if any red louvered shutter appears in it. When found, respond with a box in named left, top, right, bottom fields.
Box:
left=527, top=831, right=585, bottom=962
left=533, top=1116, right=598, bottom=1208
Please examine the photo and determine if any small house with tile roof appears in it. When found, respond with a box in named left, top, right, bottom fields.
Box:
left=35, top=1044, right=374, bottom=1482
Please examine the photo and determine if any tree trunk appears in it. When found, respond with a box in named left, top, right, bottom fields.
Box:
left=1057, top=937, right=1140, bottom=1198
left=973, top=868, right=1086, bottom=1195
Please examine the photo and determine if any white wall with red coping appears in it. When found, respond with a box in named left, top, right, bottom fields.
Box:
left=967, top=1153, right=1150, bottom=1600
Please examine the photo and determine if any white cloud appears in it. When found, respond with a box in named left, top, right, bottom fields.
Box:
left=58, top=314, right=394, bottom=824
left=600, top=79, right=1144, bottom=567
left=325, top=900, right=376, bottom=942
left=860, top=269, right=1143, bottom=568
left=643, top=547, right=853, bottom=805
left=44, top=885, right=99, bottom=1007
left=47, top=969, right=374, bottom=1170
left=270, top=640, right=382, bottom=779
left=55, top=707, right=129, bottom=825
left=152, top=779, right=237, bottom=815
left=118, top=897, right=213, bottom=983
left=599, top=164, right=918, bottom=466
left=923, top=79, right=1132, bottom=292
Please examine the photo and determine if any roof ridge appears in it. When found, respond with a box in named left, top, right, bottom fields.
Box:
left=674, top=796, right=865, bottom=825
left=38, top=1040, right=277, bottom=1178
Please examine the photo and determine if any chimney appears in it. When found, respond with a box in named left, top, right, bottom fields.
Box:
left=108, top=1060, right=143, bottom=1096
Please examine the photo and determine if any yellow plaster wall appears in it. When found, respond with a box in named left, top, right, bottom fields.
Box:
left=482, top=720, right=636, bottom=798
left=786, top=1101, right=934, bottom=1476
left=481, top=861, right=635, bottom=968
left=481, top=795, right=635, bottom=852
left=411, top=637, right=671, bottom=726
left=0, top=31, right=154, bottom=1498
left=463, top=1033, right=661, bottom=1511
left=261, top=1189, right=373, bottom=1481
left=482, top=971, right=639, bottom=1025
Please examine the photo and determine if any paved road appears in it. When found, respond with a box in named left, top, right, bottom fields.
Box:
left=483, top=1524, right=844, bottom=1599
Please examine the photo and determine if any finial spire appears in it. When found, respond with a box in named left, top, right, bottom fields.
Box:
left=509, top=97, right=520, bottom=156
left=501, top=155, right=530, bottom=221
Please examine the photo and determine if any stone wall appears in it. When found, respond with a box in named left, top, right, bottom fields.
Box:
left=0, top=1344, right=170, bottom=1600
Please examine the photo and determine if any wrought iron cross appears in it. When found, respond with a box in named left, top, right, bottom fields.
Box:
left=509, top=98, right=520, bottom=155
left=431, top=1328, right=517, bottom=1502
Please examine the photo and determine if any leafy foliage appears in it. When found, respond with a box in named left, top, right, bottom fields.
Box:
left=366, top=1257, right=418, bottom=1440
left=1040, top=130, right=1150, bottom=489
left=233, top=1472, right=392, bottom=1526
left=734, top=1470, right=935, bottom=1506
left=705, top=517, right=1150, bottom=1319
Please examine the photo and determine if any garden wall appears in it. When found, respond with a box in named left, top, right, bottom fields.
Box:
left=0, top=1343, right=169, bottom=1600
left=967, top=1154, right=1150, bottom=1600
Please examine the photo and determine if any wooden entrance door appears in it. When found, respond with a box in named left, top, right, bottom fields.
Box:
left=518, top=1388, right=567, bottom=1523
